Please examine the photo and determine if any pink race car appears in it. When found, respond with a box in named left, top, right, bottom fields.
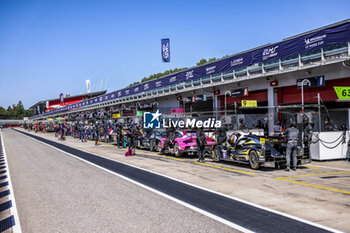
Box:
left=156, top=130, right=216, bottom=157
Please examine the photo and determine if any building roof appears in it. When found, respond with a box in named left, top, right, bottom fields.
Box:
left=29, top=90, right=107, bottom=109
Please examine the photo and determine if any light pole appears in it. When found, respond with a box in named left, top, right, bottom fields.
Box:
left=224, top=91, right=232, bottom=116
left=301, top=79, right=310, bottom=113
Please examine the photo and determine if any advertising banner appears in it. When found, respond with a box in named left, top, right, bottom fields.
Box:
left=231, top=89, right=244, bottom=97
left=161, top=38, right=170, bottom=62
left=86, top=80, right=91, bottom=93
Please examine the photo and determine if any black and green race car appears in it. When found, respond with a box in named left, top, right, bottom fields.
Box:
left=212, top=133, right=311, bottom=169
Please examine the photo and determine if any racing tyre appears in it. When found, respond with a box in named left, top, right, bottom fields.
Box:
left=212, top=146, right=221, bottom=162
left=249, top=150, right=260, bottom=170
left=156, top=141, right=163, bottom=153
left=149, top=140, right=154, bottom=152
left=174, top=143, right=182, bottom=157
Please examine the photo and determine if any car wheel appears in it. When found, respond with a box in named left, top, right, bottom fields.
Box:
left=174, top=143, right=182, bottom=157
left=149, top=140, right=154, bottom=151
left=212, top=146, right=221, bottom=162
left=249, top=150, right=260, bottom=170
left=156, top=141, right=163, bottom=152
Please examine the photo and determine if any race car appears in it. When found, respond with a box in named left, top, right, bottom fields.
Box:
left=135, top=130, right=167, bottom=151
left=156, top=130, right=216, bottom=157
left=211, top=132, right=311, bottom=169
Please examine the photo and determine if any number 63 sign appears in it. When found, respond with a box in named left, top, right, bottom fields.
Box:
left=334, top=87, right=350, bottom=100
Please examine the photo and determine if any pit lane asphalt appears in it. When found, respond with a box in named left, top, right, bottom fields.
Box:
left=4, top=128, right=236, bottom=233
left=11, top=129, right=335, bottom=233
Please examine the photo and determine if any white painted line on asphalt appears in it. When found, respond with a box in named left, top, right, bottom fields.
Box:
left=18, top=129, right=343, bottom=233
left=0, top=129, right=22, bottom=233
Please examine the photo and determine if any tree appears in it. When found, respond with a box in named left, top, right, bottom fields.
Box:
left=196, top=58, right=208, bottom=66
left=0, top=101, right=33, bottom=119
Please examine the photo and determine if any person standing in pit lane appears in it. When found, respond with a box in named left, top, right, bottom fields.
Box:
left=55, top=123, right=59, bottom=137
left=283, top=120, right=299, bottom=171
left=216, top=128, right=227, bottom=153
left=80, top=123, right=86, bottom=142
left=196, top=127, right=206, bottom=163
left=95, top=122, right=100, bottom=146
left=239, top=118, right=248, bottom=130
left=60, top=122, right=66, bottom=141
left=126, top=126, right=136, bottom=155
left=116, top=123, right=122, bottom=148
left=273, top=118, right=282, bottom=137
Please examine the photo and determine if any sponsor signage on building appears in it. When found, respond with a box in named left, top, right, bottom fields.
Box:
left=231, top=89, right=243, bottom=97
left=183, top=97, right=192, bottom=103
left=139, top=104, right=152, bottom=110
left=243, top=87, right=249, bottom=97
left=297, top=76, right=325, bottom=89
left=195, top=94, right=207, bottom=102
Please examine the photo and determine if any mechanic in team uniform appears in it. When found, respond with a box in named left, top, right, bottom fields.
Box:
left=239, top=118, right=248, bottom=130
left=283, top=120, right=299, bottom=171
left=116, top=123, right=123, bottom=148
left=95, top=122, right=100, bottom=146
left=216, top=128, right=227, bottom=148
left=273, top=118, right=282, bottom=136
left=196, top=127, right=206, bottom=163
left=303, top=116, right=314, bottom=146
left=127, top=126, right=137, bottom=155
left=323, top=117, right=334, bottom=131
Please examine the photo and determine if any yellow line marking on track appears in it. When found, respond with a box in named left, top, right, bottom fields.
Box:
left=280, top=171, right=350, bottom=179
left=137, top=151, right=185, bottom=161
left=276, top=171, right=350, bottom=195
left=193, top=162, right=256, bottom=175
left=304, top=166, right=320, bottom=170
left=276, top=177, right=350, bottom=195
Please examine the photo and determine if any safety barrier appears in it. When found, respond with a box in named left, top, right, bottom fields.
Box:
left=310, top=131, right=350, bottom=160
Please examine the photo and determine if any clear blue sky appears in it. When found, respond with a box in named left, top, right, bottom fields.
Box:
left=0, top=0, right=349, bottom=108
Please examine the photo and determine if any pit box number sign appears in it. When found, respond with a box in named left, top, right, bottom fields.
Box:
left=334, top=87, right=350, bottom=100
left=241, top=100, right=257, bottom=107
